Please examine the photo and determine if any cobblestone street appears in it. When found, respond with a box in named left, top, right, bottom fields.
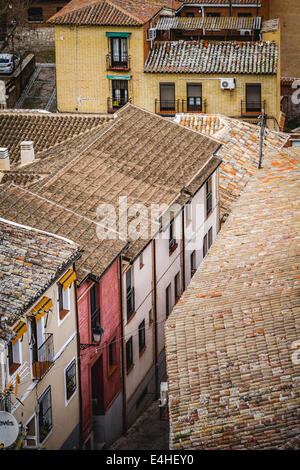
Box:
left=109, top=400, right=169, bottom=451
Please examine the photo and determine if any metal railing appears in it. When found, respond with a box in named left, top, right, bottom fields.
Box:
left=155, top=99, right=180, bottom=115
left=32, top=333, right=54, bottom=380
left=181, top=98, right=207, bottom=114
left=241, top=100, right=266, bottom=116
left=106, top=53, right=131, bottom=71
left=107, top=96, right=131, bottom=113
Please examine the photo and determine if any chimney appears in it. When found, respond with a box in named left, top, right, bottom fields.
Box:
left=20, top=141, right=35, bottom=165
left=0, top=148, right=10, bottom=171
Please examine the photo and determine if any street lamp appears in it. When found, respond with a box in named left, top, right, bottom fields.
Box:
left=80, top=326, right=104, bottom=350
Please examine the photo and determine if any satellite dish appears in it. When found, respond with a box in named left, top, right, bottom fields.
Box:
left=0, top=411, right=19, bottom=448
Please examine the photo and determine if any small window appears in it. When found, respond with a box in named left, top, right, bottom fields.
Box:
left=126, top=337, right=133, bottom=372
left=169, top=220, right=177, bottom=254
left=190, top=251, right=196, bottom=278
left=108, top=339, right=117, bottom=374
left=238, top=13, right=252, bottom=18
left=166, top=284, right=172, bottom=318
left=203, top=233, right=208, bottom=259
left=206, top=177, right=213, bottom=218
left=7, top=340, right=21, bottom=376
left=38, top=387, right=52, bottom=443
left=175, top=272, right=181, bottom=302
left=185, top=202, right=192, bottom=225
left=138, top=320, right=146, bottom=353
left=28, top=7, right=43, bottom=22
left=65, top=359, right=76, bottom=402
left=139, top=253, right=144, bottom=270
left=207, top=12, right=220, bottom=18
left=126, top=269, right=135, bottom=321
left=186, top=12, right=194, bottom=18
left=58, top=283, right=70, bottom=321
left=90, top=284, right=100, bottom=335
left=149, top=308, right=153, bottom=325
left=208, top=227, right=213, bottom=250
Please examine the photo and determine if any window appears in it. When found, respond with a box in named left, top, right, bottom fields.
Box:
left=7, top=340, right=21, bottom=376
left=90, top=284, right=100, bottom=337
left=245, top=83, right=262, bottom=113
left=169, top=219, right=177, bottom=254
left=28, top=7, right=43, bottom=22
left=175, top=272, right=181, bottom=302
left=238, top=13, right=252, bottom=17
left=159, top=83, right=175, bottom=112
left=108, top=339, right=117, bottom=374
left=190, top=251, right=196, bottom=278
left=111, top=37, right=128, bottom=68
left=206, top=177, right=213, bottom=218
left=187, top=83, right=202, bottom=112
left=138, top=320, right=146, bottom=353
left=57, top=283, right=70, bottom=321
left=149, top=308, right=153, bottom=325
left=139, top=252, right=144, bottom=270
left=166, top=284, right=172, bottom=317
left=126, top=268, right=135, bottom=321
left=185, top=202, right=192, bottom=225
left=207, top=12, right=220, bottom=18
left=65, top=359, right=76, bottom=402
left=38, top=387, right=52, bottom=443
left=186, top=12, right=195, bottom=18
left=126, top=337, right=133, bottom=372
left=208, top=227, right=213, bottom=249
left=112, top=80, right=129, bottom=110
left=203, top=233, right=208, bottom=259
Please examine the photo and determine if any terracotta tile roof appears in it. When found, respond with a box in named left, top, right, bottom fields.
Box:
left=165, top=146, right=300, bottom=450
left=0, top=110, right=112, bottom=167
left=0, top=218, right=81, bottom=333
left=155, top=16, right=262, bottom=31
left=174, top=114, right=289, bottom=218
left=0, top=104, right=220, bottom=283
left=48, top=0, right=181, bottom=26
left=178, top=0, right=261, bottom=4
left=144, top=40, right=279, bottom=74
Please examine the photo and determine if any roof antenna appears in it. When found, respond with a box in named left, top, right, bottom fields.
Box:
left=258, top=109, right=266, bottom=169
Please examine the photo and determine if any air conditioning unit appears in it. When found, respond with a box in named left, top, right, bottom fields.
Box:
left=220, top=78, right=236, bottom=90
left=240, top=29, right=252, bottom=36
left=147, top=28, right=157, bottom=41
left=159, top=382, right=168, bottom=407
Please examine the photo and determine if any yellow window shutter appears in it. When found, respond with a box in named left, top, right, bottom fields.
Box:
left=31, top=296, right=53, bottom=323
left=59, top=269, right=76, bottom=291
left=12, top=321, right=27, bottom=345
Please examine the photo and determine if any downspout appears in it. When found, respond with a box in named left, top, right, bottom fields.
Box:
left=119, top=257, right=127, bottom=433
left=74, top=275, right=84, bottom=449
left=152, top=239, right=159, bottom=400
left=181, top=209, right=186, bottom=292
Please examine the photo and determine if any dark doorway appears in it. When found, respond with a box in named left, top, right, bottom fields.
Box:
left=91, top=356, right=104, bottom=415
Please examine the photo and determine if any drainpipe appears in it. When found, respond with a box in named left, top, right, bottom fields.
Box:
left=152, top=239, right=159, bottom=400
left=119, top=257, right=127, bottom=433
left=74, top=270, right=84, bottom=449
left=258, top=109, right=266, bottom=169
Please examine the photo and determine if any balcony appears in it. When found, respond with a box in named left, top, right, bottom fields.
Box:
left=155, top=99, right=180, bottom=116
left=106, top=53, right=131, bottom=71
left=107, top=96, right=131, bottom=114
left=32, top=333, right=54, bottom=380
left=241, top=100, right=266, bottom=117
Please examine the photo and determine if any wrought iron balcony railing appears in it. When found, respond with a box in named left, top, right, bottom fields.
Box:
left=32, top=333, right=54, bottom=380
left=241, top=100, right=266, bottom=116
left=181, top=98, right=207, bottom=114
left=106, top=53, right=131, bottom=71
left=107, top=96, right=131, bottom=113
left=155, top=99, right=180, bottom=115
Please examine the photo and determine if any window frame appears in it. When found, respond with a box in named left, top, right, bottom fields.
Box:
left=138, top=320, right=146, bottom=355
left=65, top=358, right=77, bottom=404
left=205, top=176, right=213, bottom=218
left=190, top=250, right=196, bottom=278
left=38, top=386, right=52, bottom=444
left=27, top=7, right=43, bottom=22
left=126, top=337, right=133, bottom=373
left=166, top=283, right=172, bottom=318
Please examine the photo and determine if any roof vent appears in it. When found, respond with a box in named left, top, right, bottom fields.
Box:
left=20, top=141, right=35, bottom=165
left=0, top=147, right=10, bottom=171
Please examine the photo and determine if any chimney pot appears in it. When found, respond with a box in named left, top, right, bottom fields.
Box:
left=20, top=141, right=35, bottom=165
left=0, top=147, right=10, bottom=171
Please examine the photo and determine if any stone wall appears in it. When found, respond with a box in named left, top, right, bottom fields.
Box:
left=13, top=26, right=55, bottom=52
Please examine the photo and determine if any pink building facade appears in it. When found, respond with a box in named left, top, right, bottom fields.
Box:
left=77, top=259, right=123, bottom=449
